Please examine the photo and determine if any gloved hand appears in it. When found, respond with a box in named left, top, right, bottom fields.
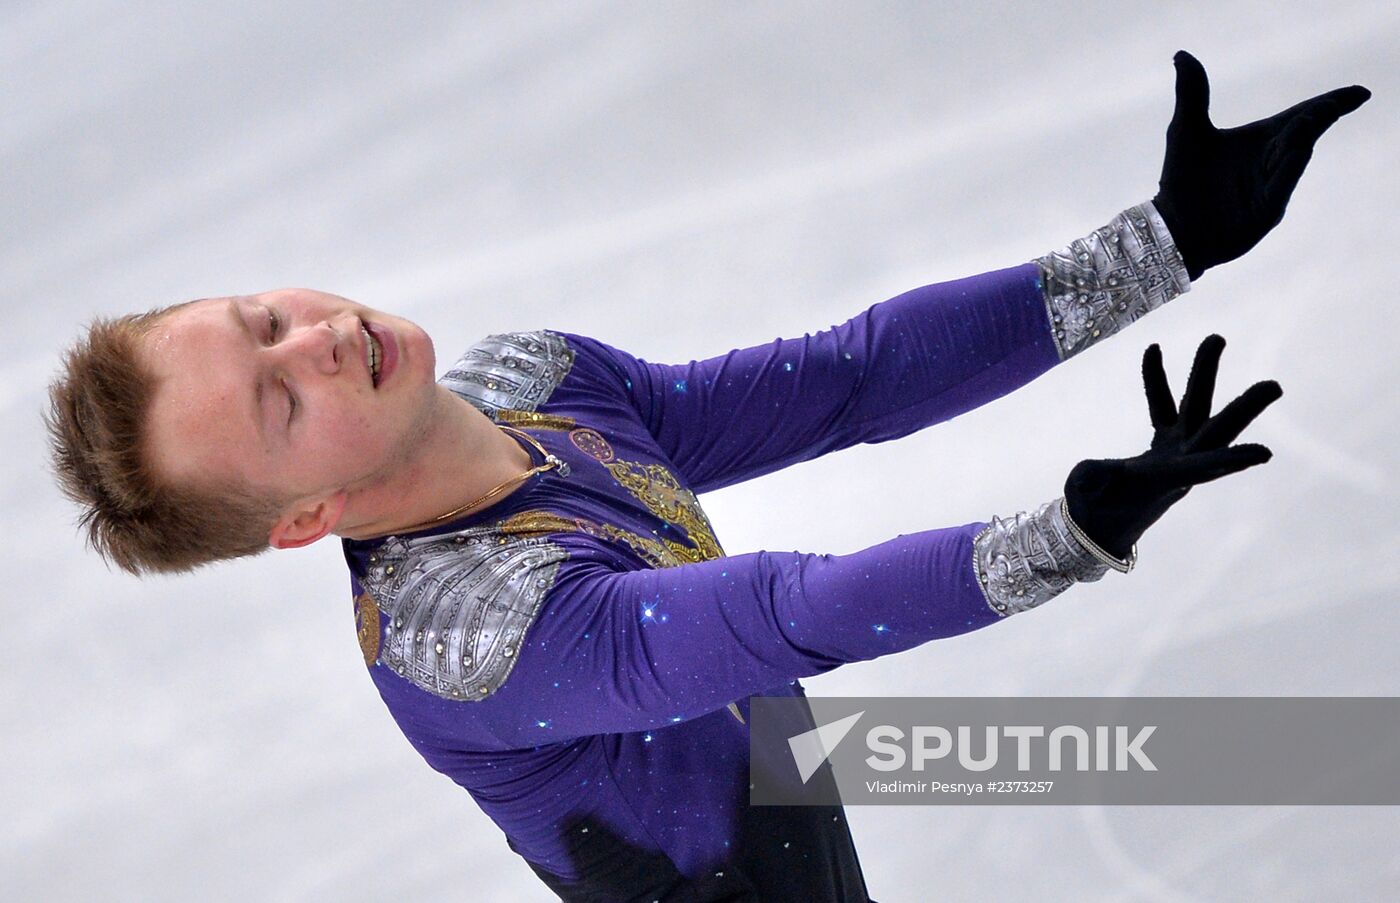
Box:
left=1151, top=50, right=1371, bottom=281
left=1064, top=334, right=1282, bottom=560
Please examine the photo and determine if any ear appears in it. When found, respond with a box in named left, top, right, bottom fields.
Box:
left=268, top=490, right=349, bottom=550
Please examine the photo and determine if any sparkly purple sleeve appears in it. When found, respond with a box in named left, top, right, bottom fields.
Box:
left=474, top=525, right=996, bottom=742
left=554, top=262, right=1058, bottom=494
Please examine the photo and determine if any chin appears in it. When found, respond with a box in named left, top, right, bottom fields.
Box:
left=407, top=322, right=436, bottom=376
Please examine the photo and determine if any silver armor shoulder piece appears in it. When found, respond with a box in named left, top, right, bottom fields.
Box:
left=439, top=330, right=575, bottom=415
left=361, top=525, right=569, bottom=700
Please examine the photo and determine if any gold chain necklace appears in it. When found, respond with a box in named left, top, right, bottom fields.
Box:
left=402, top=424, right=566, bottom=532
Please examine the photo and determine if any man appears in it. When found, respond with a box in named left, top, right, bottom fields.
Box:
left=47, top=52, right=1368, bottom=901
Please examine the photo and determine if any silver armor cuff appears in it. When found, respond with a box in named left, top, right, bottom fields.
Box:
left=972, top=497, right=1112, bottom=618
left=1035, top=201, right=1191, bottom=360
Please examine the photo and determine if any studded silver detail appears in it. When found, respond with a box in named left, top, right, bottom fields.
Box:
left=1035, top=201, right=1190, bottom=360
left=439, top=330, right=575, bottom=418
left=971, top=497, right=1111, bottom=617
left=359, top=527, right=567, bottom=701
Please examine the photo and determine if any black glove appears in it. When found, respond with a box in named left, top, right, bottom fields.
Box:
left=1151, top=50, right=1371, bottom=281
left=1064, top=334, right=1282, bottom=560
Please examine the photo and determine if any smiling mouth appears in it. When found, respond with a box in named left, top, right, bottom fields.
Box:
left=360, top=322, right=383, bottom=386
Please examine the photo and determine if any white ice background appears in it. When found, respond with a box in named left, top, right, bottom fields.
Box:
left=4, top=1, right=1398, bottom=900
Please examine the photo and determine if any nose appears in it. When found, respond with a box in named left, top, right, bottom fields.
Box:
left=279, top=315, right=352, bottom=377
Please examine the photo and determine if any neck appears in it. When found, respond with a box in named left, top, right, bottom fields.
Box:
left=336, top=387, right=534, bottom=540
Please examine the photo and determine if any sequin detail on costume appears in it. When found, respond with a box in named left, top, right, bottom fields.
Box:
left=1035, top=202, right=1191, bottom=360
left=496, top=409, right=578, bottom=431
left=971, top=497, right=1109, bottom=617
left=440, top=330, right=575, bottom=415
left=360, top=528, right=568, bottom=700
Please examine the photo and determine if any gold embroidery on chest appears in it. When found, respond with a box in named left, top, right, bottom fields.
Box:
left=494, top=418, right=723, bottom=565
left=603, top=459, right=724, bottom=561
left=498, top=510, right=691, bottom=569
left=354, top=592, right=381, bottom=666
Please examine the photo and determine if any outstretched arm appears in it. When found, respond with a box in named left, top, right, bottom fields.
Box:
left=556, top=51, right=1366, bottom=497
left=464, top=507, right=1099, bottom=746
left=558, top=200, right=1187, bottom=495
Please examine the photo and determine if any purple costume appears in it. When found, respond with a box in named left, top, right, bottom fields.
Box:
left=342, top=203, right=1189, bottom=901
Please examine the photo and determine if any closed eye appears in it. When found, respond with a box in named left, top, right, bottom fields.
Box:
left=284, top=379, right=297, bottom=424
left=266, top=308, right=294, bottom=424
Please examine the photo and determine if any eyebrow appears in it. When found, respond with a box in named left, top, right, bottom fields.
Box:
left=228, top=298, right=269, bottom=442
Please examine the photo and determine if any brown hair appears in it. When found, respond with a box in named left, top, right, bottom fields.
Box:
left=45, top=304, right=286, bottom=576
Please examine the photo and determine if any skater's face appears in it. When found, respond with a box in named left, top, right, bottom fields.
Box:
left=139, top=288, right=440, bottom=519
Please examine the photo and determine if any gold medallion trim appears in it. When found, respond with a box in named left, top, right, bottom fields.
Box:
left=354, top=592, right=382, bottom=666
left=569, top=427, right=615, bottom=463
